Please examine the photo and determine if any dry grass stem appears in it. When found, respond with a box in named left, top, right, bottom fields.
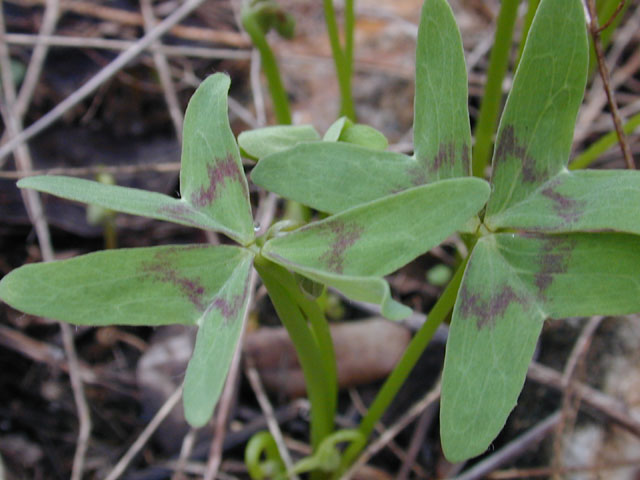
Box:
left=343, top=380, right=442, bottom=480
left=455, top=412, right=562, bottom=480
left=104, top=386, right=184, bottom=480
left=7, top=0, right=250, bottom=47
left=586, top=0, right=634, bottom=169
left=4, top=33, right=252, bottom=59
left=552, top=315, right=603, bottom=478
left=0, top=0, right=209, bottom=161
left=140, top=0, right=184, bottom=141
left=528, top=361, right=640, bottom=437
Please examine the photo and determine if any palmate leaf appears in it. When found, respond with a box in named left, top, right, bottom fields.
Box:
left=18, top=176, right=245, bottom=239
left=19, top=75, right=254, bottom=245
left=179, top=73, right=254, bottom=244
left=0, top=244, right=254, bottom=427
left=485, top=0, right=588, bottom=218
left=0, top=245, right=252, bottom=326
left=413, top=0, right=471, bottom=180
left=263, top=178, right=490, bottom=319
left=441, top=232, right=640, bottom=461
left=251, top=143, right=417, bottom=214
left=183, top=250, right=253, bottom=426
left=251, top=0, right=470, bottom=213
left=485, top=168, right=640, bottom=234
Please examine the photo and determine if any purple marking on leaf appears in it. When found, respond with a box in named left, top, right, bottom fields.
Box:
left=534, top=236, right=576, bottom=295
left=540, top=178, right=585, bottom=224
left=159, top=203, right=201, bottom=227
left=141, top=246, right=208, bottom=311
left=212, top=273, right=250, bottom=323
left=318, top=220, right=365, bottom=274
left=458, top=282, right=527, bottom=330
left=462, top=144, right=471, bottom=174
left=409, top=142, right=460, bottom=185
left=494, top=125, right=544, bottom=184
left=190, top=153, right=247, bottom=207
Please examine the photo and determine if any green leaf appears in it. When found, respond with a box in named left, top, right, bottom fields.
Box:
left=18, top=176, right=246, bottom=241
left=485, top=0, right=588, bottom=217
left=263, top=178, right=490, bottom=318
left=339, top=123, right=388, bottom=151
left=183, top=250, right=253, bottom=427
left=323, top=117, right=349, bottom=142
left=18, top=75, right=255, bottom=244
left=238, top=124, right=320, bottom=160
left=323, top=116, right=389, bottom=151
left=440, top=236, right=544, bottom=462
left=0, top=244, right=253, bottom=327
left=441, top=232, right=640, bottom=461
left=485, top=170, right=640, bottom=234
left=179, top=73, right=254, bottom=244
left=493, top=232, right=640, bottom=318
left=251, top=142, right=419, bottom=214
left=413, top=0, right=471, bottom=180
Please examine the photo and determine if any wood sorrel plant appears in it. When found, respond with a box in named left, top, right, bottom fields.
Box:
left=249, top=0, right=640, bottom=466
left=1, top=0, right=639, bottom=473
left=0, top=69, right=488, bottom=457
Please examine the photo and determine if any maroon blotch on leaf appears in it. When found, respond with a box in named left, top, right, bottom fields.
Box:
left=540, top=177, right=585, bottom=225
left=494, top=125, right=543, bottom=184
left=534, top=236, right=576, bottom=295
left=409, top=142, right=459, bottom=185
left=190, top=154, right=247, bottom=207
left=212, top=273, right=250, bottom=323
left=318, top=220, right=365, bottom=274
left=458, top=282, right=528, bottom=330
left=141, top=247, right=209, bottom=311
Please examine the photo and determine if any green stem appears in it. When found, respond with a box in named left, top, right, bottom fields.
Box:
left=323, top=0, right=356, bottom=120
left=334, top=257, right=469, bottom=477
left=254, top=256, right=335, bottom=450
left=242, top=11, right=292, bottom=125
left=296, top=292, right=338, bottom=424
left=570, top=111, right=640, bottom=170
left=344, top=0, right=355, bottom=82
left=103, top=218, right=117, bottom=250
left=472, top=0, right=520, bottom=178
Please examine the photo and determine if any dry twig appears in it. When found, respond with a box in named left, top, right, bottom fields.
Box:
left=585, top=0, right=635, bottom=169
left=528, top=361, right=640, bottom=437
left=104, top=386, right=184, bottom=480
left=454, top=412, right=562, bottom=480
left=0, top=0, right=210, bottom=161
left=140, top=0, right=183, bottom=141
left=342, top=380, right=442, bottom=480
left=0, top=2, right=92, bottom=479
left=3, top=33, right=252, bottom=60
left=8, top=0, right=250, bottom=47
left=552, top=316, right=603, bottom=478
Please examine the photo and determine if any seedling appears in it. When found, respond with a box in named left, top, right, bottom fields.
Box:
left=1, top=0, right=639, bottom=475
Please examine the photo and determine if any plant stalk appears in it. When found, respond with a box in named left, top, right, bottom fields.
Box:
left=254, top=256, right=336, bottom=451
left=334, top=257, right=469, bottom=477
left=242, top=11, right=292, bottom=125
left=323, top=0, right=356, bottom=120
